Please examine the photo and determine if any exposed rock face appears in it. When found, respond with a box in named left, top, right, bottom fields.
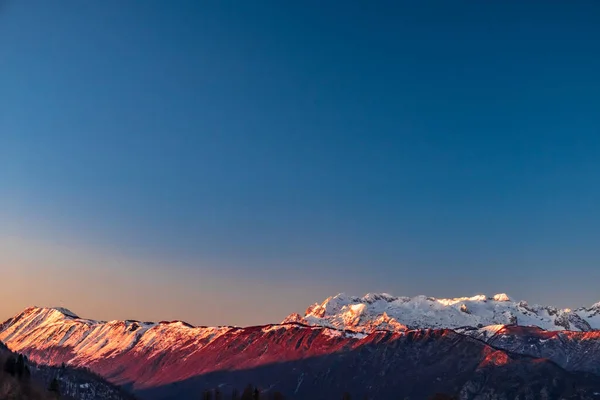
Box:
left=362, top=312, right=408, bottom=332
left=305, top=303, right=326, bottom=318
left=473, top=325, right=600, bottom=376
left=554, top=310, right=593, bottom=331
left=281, top=312, right=308, bottom=324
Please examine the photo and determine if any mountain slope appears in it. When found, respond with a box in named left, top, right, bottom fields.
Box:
left=0, top=338, right=135, bottom=400
left=460, top=325, right=600, bottom=376
left=3, top=307, right=600, bottom=399
left=284, top=293, right=600, bottom=333
left=138, top=330, right=600, bottom=400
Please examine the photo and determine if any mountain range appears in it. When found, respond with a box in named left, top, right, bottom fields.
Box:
left=2, top=293, right=600, bottom=399
left=284, top=293, right=600, bottom=332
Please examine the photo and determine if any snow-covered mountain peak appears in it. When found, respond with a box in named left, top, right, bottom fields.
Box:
left=434, top=294, right=487, bottom=306
left=0, top=306, right=87, bottom=345
left=588, top=302, right=600, bottom=310
left=16, top=306, right=81, bottom=323
left=23, top=306, right=80, bottom=318
left=492, top=293, right=511, bottom=302
left=49, top=307, right=80, bottom=318
left=289, top=292, right=600, bottom=333
left=281, top=313, right=307, bottom=324
left=362, top=293, right=398, bottom=303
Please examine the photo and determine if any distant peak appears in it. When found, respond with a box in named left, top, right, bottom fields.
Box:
left=51, top=307, right=79, bottom=318
left=492, top=293, right=511, bottom=302
left=25, top=306, right=79, bottom=319
left=299, top=291, right=600, bottom=333
left=329, top=293, right=351, bottom=301
left=362, top=293, right=398, bottom=303
left=281, top=313, right=308, bottom=325
left=158, top=320, right=194, bottom=328
left=589, top=301, right=600, bottom=310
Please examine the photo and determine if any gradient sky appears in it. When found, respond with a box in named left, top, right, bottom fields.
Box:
left=1, top=1, right=600, bottom=326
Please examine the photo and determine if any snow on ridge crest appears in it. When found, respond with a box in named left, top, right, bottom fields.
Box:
left=493, top=293, right=511, bottom=302
left=51, top=307, right=80, bottom=318
left=291, top=292, right=600, bottom=333
left=435, top=294, right=487, bottom=306
left=25, top=306, right=79, bottom=318
left=0, top=308, right=237, bottom=366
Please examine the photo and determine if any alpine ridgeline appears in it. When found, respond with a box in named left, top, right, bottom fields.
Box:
left=283, top=292, right=600, bottom=333
left=2, top=293, right=600, bottom=399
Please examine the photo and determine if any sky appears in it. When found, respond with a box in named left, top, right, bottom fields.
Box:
left=1, top=1, right=600, bottom=326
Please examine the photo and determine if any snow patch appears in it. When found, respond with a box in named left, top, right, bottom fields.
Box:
left=493, top=293, right=511, bottom=302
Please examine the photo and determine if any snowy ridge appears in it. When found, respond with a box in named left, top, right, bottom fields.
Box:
left=7, top=309, right=598, bottom=399
left=0, top=306, right=374, bottom=384
left=0, top=307, right=233, bottom=368
left=284, top=292, right=600, bottom=333
left=4, top=300, right=600, bottom=396
left=3, top=292, right=600, bottom=377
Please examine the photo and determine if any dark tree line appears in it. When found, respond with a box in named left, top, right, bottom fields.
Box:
left=48, top=378, right=61, bottom=397
left=428, top=395, right=458, bottom=400
left=4, top=354, right=31, bottom=379
left=203, top=385, right=284, bottom=400
left=4, top=352, right=63, bottom=398
left=201, top=385, right=457, bottom=400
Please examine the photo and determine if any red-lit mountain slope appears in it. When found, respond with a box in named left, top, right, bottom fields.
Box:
left=2, top=306, right=600, bottom=399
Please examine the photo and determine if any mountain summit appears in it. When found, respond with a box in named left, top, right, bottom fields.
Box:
left=283, top=292, right=600, bottom=333
left=3, top=299, right=600, bottom=399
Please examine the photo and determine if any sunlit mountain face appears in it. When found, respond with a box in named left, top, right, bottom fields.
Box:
left=0, top=334, right=135, bottom=400
left=284, top=292, right=600, bottom=333
left=3, top=293, right=600, bottom=399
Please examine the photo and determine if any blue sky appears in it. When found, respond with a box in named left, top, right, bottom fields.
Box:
left=1, top=1, right=600, bottom=325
